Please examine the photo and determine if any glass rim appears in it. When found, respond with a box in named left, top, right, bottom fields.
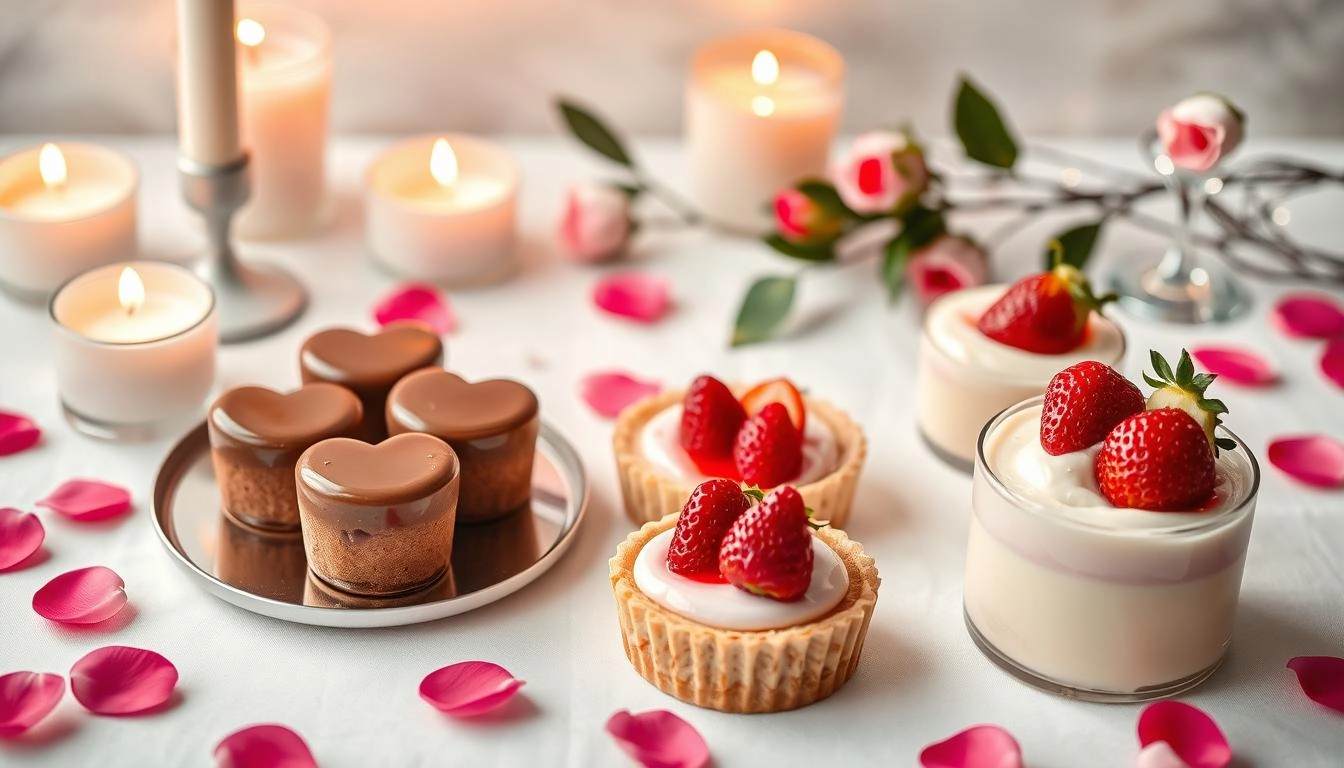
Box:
left=48, top=260, right=217, bottom=347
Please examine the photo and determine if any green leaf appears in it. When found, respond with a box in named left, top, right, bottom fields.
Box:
left=1045, top=221, right=1104, bottom=270
left=763, top=234, right=837, bottom=263
left=1176, top=349, right=1195, bottom=384
left=557, top=99, right=633, bottom=167
left=882, top=236, right=913, bottom=302
left=953, top=76, right=1020, bottom=169
left=1142, top=373, right=1166, bottom=390
left=794, top=179, right=855, bottom=218
left=732, top=276, right=796, bottom=347
left=612, top=182, right=643, bottom=199
left=1151, top=350, right=1175, bottom=383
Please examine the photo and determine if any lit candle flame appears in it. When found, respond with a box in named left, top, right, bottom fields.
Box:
left=750, top=50, right=779, bottom=117
left=237, top=18, right=266, bottom=47
left=39, top=143, right=67, bottom=191
left=118, top=267, right=145, bottom=316
left=430, top=138, right=458, bottom=189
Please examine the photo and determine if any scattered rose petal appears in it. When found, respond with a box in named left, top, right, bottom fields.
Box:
left=32, top=566, right=127, bottom=625
left=580, top=372, right=660, bottom=419
left=1189, top=346, right=1277, bottom=386
left=1321, top=336, right=1344, bottom=390
left=0, top=508, right=44, bottom=572
left=593, top=272, right=671, bottom=324
left=1137, top=701, right=1231, bottom=768
left=1287, top=656, right=1344, bottom=714
left=606, top=709, right=709, bottom=768
left=1136, top=741, right=1191, bottom=768
left=1272, top=293, right=1344, bottom=339
left=419, top=661, right=524, bottom=717
left=36, top=479, right=132, bottom=522
left=919, top=724, right=1023, bottom=768
left=1267, top=435, right=1344, bottom=488
left=374, top=283, right=456, bottom=336
left=0, top=411, right=41, bottom=457
left=69, top=646, right=177, bottom=715
left=0, top=672, right=64, bottom=739
left=214, top=723, right=318, bottom=768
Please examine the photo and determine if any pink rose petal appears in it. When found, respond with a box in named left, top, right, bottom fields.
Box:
left=1272, top=293, right=1344, bottom=339
left=36, top=479, right=132, bottom=522
left=32, top=566, right=127, bottom=625
left=1137, top=701, right=1231, bottom=768
left=69, top=646, right=177, bottom=716
left=1321, top=336, right=1344, bottom=390
left=919, top=724, right=1023, bottom=768
left=1136, top=741, right=1191, bottom=768
left=214, top=723, right=318, bottom=768
left=580, top=372, right=660, bottom=419
left=605, top=709, right=709, bottom=768
left=1287, top=656, right=1344, bottom=715
left=1189, top=346, right=1277, bottom=386
left=0, top=672, right=64, bottom=739
left=0, top=411, right=41, bottom=457
left=1267, top=435, right=1344, bottom=488
left=419, top=661, right=524, bottom=717
left=374, top=283, right=456, bottom=336
left=593, top=272, right=671, bottom=324
left=0, top=508, right=45, bottom=572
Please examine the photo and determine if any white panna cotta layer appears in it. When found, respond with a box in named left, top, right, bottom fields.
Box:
left=640, top=404, right=838, bottom=486
left=633, top=529, right=848, bottom=631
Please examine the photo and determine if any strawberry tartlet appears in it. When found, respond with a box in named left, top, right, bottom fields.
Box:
left=613, top=376, right=866, bottom=527
left=610, top=481, right=880, bottom=713
left=917, top=261, right=1126, bottom=469
left=964, top=351, right=1260, bottom=700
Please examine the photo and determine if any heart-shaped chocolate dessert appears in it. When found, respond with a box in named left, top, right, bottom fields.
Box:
left=210, top=383, right=363, bottom=449
left=298, top=432, right=459, bottom=505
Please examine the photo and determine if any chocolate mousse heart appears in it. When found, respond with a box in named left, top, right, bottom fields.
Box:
left=387, top=369, right=538, bottom=440
left=297, top=432, right=459, bottom=506
left=210, top=383, right=363, bottom=448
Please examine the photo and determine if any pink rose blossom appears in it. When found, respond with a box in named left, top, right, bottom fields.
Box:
left=558, top=182, right=633, bottom=263
left=773, top=188, right=842, bottom=244
left=906, top=234, right=989, bottom=306
left=1156, top=94, right=1244, bottom=173
left=831, top=131, right=928, bottom=215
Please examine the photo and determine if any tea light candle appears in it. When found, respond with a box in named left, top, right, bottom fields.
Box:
left=365, top=134, right=519, bottom=287
left=686, top=29, right=844, bottom=233
left=0, top=143, right=137, bottom=298
left=234, top=3, right=333, bottom=240
left=51, top=261, right=217, bottom=439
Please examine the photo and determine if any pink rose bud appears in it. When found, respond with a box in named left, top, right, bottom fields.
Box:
left=906, top=234, right=988, bottom=307
left=1156, top=93, right=1245, bottom=173
left=558, top=182, right=633, bottom=263
left=774, top=188, right=843, bottom=244
left=831, top=131, right=929, bottom=215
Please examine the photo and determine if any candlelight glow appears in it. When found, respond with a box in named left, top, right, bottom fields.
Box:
left=236, top=18, right=266, bottom=47
left=430, top=139, right=458, bottom=188
left=118, top=267, right=145, bottom=316
left=39, top=143, right=67, bottom=190
left=751, top=50, right=779, bottom=86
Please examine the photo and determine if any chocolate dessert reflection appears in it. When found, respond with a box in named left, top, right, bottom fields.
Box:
left=214, top=514, right=309, bottom=602
left=303, top=568, right=457, bottom=608
left=450, top=506, right=542, bottom=594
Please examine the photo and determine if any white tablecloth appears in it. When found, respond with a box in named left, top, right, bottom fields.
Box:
left=1, top=137, right=1342, bottom=767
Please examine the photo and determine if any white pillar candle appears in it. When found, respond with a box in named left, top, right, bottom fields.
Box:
left=51, top=261, right=218, bottom=437
left=686, top=29, right=844, bottom=233
left=0, top=143, right=138, bottom=298
left=234, top=2, right=333, bottom=240
left=366, top=134, right=520, bottom=287
left=176, top=0, right=243, bottom=167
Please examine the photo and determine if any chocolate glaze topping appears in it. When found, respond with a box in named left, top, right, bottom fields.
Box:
left=298, top=433, right=459, bottom=506
left=387, top=369, right=539, bottom=441
left=299, top=325, right=443, bottom=388
left=211, top=383, right=363, bottom=448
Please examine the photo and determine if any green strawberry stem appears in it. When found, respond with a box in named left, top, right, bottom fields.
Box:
left=741, top=484, right=828, bottom=529
left=1143, top=349, right=1238, bottom=455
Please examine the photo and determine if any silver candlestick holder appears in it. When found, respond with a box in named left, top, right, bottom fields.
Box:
left=179, top=153, right=307, bottom=343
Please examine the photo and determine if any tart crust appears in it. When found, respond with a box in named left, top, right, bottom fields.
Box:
left=610, top=514, right=880, bottom=714
left=612, top=390, right=866, bottom=528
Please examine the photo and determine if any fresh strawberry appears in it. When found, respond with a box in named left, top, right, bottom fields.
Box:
left=977, top=259, right=1116, bottom=354
left=740, top=378, right=806, bottom=432
left=666, top=479, right=751, bottom=581
left=679, top=375, right=747, bottom=474
left=733, top=402, right=803, bottom=488
left=1040, top=360, right=1144, bottom=455
left=1142, top=349, right=1238, bottom=455
left=1095, top=408, right=1217, bottom=511
left=718, top=486, right=813, bottom=600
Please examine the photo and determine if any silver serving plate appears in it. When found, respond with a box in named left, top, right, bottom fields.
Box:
left=152, top=421, right=587, bottom=627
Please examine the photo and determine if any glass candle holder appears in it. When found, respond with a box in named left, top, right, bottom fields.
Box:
left=964, top=396, right=1260, bottom=702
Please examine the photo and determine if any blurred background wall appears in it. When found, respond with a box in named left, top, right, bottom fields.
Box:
left=1, top=0, right=1340, bottom=137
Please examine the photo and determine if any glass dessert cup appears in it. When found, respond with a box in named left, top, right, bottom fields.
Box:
left=963, top=396, right=1259, bottom=702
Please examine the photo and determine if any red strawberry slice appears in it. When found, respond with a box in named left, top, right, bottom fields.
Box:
left=1095, top=407, right=1217, bottom=511
left=740, top=378, right=806, bottom=432
left=679, top=375, right=747, bottom=475
left=977, top=263, right=1115, bottom=354
left=733, top=402, right=803, bottom=488
left=718, top=486, right=814, bottom=601
left=1041, top=360, right=1144, bottom=455
left=666, top=479, right=751, bottom=581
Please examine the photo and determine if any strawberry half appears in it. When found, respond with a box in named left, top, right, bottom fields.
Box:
left=1095, top=407, right=1217, bottom=511
left=1040, top=360, right=1144, bottom=455
left=679, top=375, right=747, bottom=475
left=733, top=402, right=803, bottom=488
left=718, top=485, right=813, bottom=601
left=740, top=378, right=806, bottom=432
left=977, top=260, right=1116, bottom=354
left=665, top=479, right=751, bottom=581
